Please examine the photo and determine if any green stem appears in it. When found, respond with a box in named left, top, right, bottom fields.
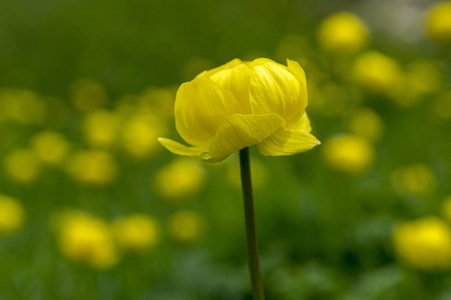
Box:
left=239, top=147, right=265, bottom=299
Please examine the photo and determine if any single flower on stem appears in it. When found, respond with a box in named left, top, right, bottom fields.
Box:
left=158, top=58, right=320, bottom=299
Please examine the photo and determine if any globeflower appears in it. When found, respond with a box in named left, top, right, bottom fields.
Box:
left=154, top=158, right=205, bottom=200
left=55, top=210, right=119, bottom=270
left=0, top=195, right=25, bottom=235
left=425, top=1, right=451, bottom=44
left=353, top=51, right=402, bottom=96
left=391, top=164, right=436, bottom=196
left=4, top=149, right=42, bottom=183
left=31, top=131, right=70, bottom=166
left=317, top=12, right=369, bottom=54
left=393, top=217, right=451, bottom=271
left=322, top=134, right=375, bottom=174
left=65, top=150, right=118, bottom=186
left=158, top=58, right=320, bottom=162
left=158, top=58, right=319, bottom=299
left=113, top=214, right=161, bottom=253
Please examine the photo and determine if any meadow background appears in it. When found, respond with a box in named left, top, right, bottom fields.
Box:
left=1, top=0, right=451, bottom=299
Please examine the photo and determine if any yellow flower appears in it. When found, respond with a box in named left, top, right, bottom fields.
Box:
left=113, top=214, right=160, bottom=252
left=82, top=110, right=120, bottom=149
left=391, top=164, right=436, bottom=196
left=425, top=1, right=451, bottom=43
left=353, top=51, right=402, bottom=96
left=0, top=89, right=45, bottom=124
left=65, top=150, right=118, bottom=186
left=30, top=131, right=70, bottom=166
left=4, top=149, right=42, bottom=183
left=393, top=217, right=451, bottom=271
left=137, top=87, right=177, bottom=117
left=317, top=12, right=369, bottom=54
left=158, top=58, right=320, bottom=162
left=322, top=134, right=374, bottom=174
left=0, top=195, right=25, bottom=235
left=168, top=211, right=207, bottom=243
left=122, top=112, right=166, bottom=158
left=154, top=158, right=205, bottom=200
left=348, top=108, right=384, bottom=142
left=55, top=211, right=119, bottom=269
left=395, top=61, right=443, bottom=107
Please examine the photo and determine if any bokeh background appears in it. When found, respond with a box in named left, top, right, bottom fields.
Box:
left=1, top=0, right=451, bottom=299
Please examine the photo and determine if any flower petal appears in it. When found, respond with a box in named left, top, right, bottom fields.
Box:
left=249, top=62, right=307, bottom=125
left=287, top=59, right=307, bottom=91
left=175, top=77, right=241, bottom=146
left=209, top=113, right=286, bottom=159
left=202, top=58, right=242, bottom=77
left=158, top=138, right=209, bottom=157
left=257, top=114, right=320, bottom=156
left=194, top=76, right=242, bottom=132
left=210, top=64, right=253, bottom=114
left=175, top=82, right=215, bottom=146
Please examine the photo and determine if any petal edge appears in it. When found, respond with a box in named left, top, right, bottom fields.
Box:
left=158, top=138, right=209, bottom=157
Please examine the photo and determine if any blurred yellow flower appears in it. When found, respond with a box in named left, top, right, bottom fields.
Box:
left=31, top=131, right=70, bottom=166
left=348, top=108, right=384, bottom=141
left=82, top=110, right=120, bottom=149
left=395, top=61, right=443, bottom=107
left=158, top=58, right=320, bottom=162
left=0, top=89, right=45, bottom=124
left=66, top=150, right=118, bottom=186
left=322, top=134, right=375, bottom=174
left=441, top=196, right=451, bottom=223
left=393, top=217, right=451, bottom=271
left=56, top=211, right=119, bottom=269
left=113, top=214, right=160, bottom=253
left=4, top=149, right=42, bottom=183
left=0, top=195, right=25, bottom=235
left=168, top=211, right=207, bottom=243
left=317, top=12, right=369, bottom=54
left=392, top=164, right=436, bottom=196
left=154, top=158, right=205, bottom=200
left=425, top=1, right=451, bottom=43
left=122, top=112, right=166, bottom=158
left=353, top=51, right=402, bottom=96
left=137, top=87, right=177, bottom=117
left=70, top=78, right=108, bottom=112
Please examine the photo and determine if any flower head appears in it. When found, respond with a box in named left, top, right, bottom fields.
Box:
left=55, top=210, right=119, bottom=269
left=31, top=131, right=70, bottom=166
left=322, top=134, right=375, bottom=174
left=154, top=158, right=205, bottom=200
left=352, top=51, right=402, bottom=96
left=317, top=12, right=369, bottom=54
left=4, top=149, right=43, bottom=183
left=158, top=58, right=320, bottom=162
left=0, top=195, right=25, bottom=235
left=425, top=1, right=451, bottom=44
left=65, top=150, right=118, bottom=186
left=391, top=164, right=436, bottom=196
left=113, top=214, right=161, bottom=253
left=393, top=217, right=451, bottom=271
